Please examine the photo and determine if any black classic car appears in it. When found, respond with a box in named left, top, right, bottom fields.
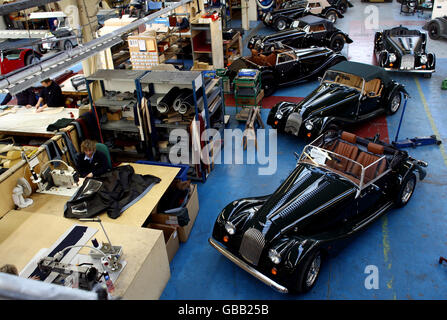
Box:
left=210, top=130, right=427, bottom=293
left=374, top=26, right=436, bottom=78
left=228, top=45, right=346, bottom=97
left=423, top=16, right=447, bottom=40
left=267, top=61, right=407, bottom=139
left=279, top=0, right=353, bottom=13
left=248, top=15, right=353, bottom=53
left=262, top=0, right=346, bottom=31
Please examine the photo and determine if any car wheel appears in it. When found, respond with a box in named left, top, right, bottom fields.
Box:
left=38, top=44, right=47, bottom=55
left=64, top=40, right=73, bottom=51
left=274, top=18, right=288, bottom=31
left=292, top=250, right=322, bottom=293
left=395, top=172, right=416, bottom=208
left=428, top=21, right=442, bottom=40
left=339, top=2, right=347, bottom=14
left=262, top=73, right=276, bottom=97
left=325, top=11, right=337, bottom=23
left=330, top=34, right=345, bottom=52
left=387, top=91, right=402, bottom=115
left=25, top=53, right=40, bottom=65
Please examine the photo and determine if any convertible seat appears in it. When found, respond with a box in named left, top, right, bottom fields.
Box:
left=364, top=79, right=382, bottom=96
left=325, top=132, right=359, bottom=172
left=349, top=142, right=387, bottom=183
left=265, top=52, right=277, bottom=66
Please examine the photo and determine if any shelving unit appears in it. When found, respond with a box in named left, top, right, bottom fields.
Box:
left=85, top=69, right=151, bottom=161
left=190, top=16, right=224, bottom=70
left=233, top=69, right=263, bottom=121
left=137, top=70, right=225, bottom=182
left=223, top=31, right=242, bottom=67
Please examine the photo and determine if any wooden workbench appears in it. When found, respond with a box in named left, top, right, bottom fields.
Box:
left=0, top=106, right=79, bottom=138
left=0, top=211, right=170, bottom=299
left=23, top=163, right=180, bottom=227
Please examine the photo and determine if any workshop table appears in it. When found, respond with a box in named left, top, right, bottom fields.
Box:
left=24, top=163, right=180, bottom=227
left=0, top=211, right=170, bottom=299
left=0, top=106, right=79, bottom=138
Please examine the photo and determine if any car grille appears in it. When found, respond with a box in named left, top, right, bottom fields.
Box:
left=400, top=55, right=415, bottom=70
left=239, top=228, right=265, bottom=266
left=284, top=112, right=302, bottom=136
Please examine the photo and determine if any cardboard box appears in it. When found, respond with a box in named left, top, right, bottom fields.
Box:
left=150, top=184, right=199, bottom=243
left=106, top=110, right=122, bottom=121
left=147, top=223, right=180, bottom=263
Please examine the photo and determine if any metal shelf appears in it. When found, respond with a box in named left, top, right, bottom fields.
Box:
left=101, top=119, right=139, bottom=133
left=94, top=97, right=136, bottom=108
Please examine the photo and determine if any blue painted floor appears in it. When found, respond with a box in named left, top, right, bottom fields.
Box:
left=161, top=2, right=447, bottom=299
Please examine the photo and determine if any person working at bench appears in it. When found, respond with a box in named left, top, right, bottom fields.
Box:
left=176, top=16, right=190, bottom=31
left=76, top=139, right=109, bottom=178
left=33, top=78, right=65, bottom=113
left=0, top=87, right=37, bottom=108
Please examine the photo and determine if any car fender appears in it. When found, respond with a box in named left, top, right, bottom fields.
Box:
left=283, top=238, right=320, bottom=271
left=387, top=83, right=409, bottom=103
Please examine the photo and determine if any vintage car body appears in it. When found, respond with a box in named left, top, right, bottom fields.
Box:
left=228, top=46, right=346, bottom=97
left=0, top=48, right=41, bottom=75
left=423, top=16, right=447, bottom=40
left=374, top=26, right=435, bottom=78
left=267, top=61, right=407, bottom=139
left=249, top=15, right=353, bottom=53
left=210, top=130, right=427, bottom=293
left=280, top=0, right=353, bottom=12
left=39, top=27, right=78, bottom=53
left=261, top=0, right=345, bottom=31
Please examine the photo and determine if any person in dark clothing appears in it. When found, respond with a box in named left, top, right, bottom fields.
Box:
left=1, top=87, right=37, bottom=107
left=76, top=139, right=110, bottom=178
left=34, top=78, right=65, bottom=113
left=176, top=16, right=190, bottom=31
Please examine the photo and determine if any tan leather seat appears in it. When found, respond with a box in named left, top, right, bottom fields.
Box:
left=325, top=132, right=359, bottom=172
left=349, top=142, right=387, bottom=182
left=265, top=52, right=277, bottom=66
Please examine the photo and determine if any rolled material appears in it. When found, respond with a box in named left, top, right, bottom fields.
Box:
left=178, top=86, right=204, bottom=115
left=172, top=88, right=192, bottom=112
left=157, top=86, right=181, bottom=114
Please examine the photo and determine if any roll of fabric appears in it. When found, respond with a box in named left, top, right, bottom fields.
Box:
left=178, top=86, right=204, bottom=115
left=157, top=86, right=181, bottom=114
left=172, top=88, right=193, bottom=112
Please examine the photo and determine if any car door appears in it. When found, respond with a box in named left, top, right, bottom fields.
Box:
left=305, top=23, right=327, bottom=46
left=275, top=51, right=300, bottom=84
left=357, top=78, right=383, bottom=117
left=1, top=50, right=24, bottom=75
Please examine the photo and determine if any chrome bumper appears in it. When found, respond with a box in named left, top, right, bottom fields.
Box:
left=208, top=237, right=289, bottom=294
left=384, top=68, right=435, bottom=74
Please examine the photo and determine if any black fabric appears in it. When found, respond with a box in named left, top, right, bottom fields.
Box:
left=328, top=61, right=392, bottom=84
left=76, top=150, right=109, bottom=178
left=39, top=81, right=65, bottom=108
left=64, top=165, right=161, bottom=219
left=79, top=111, right=100, bottom=141
left=158, top=86, right=181, bottom=112
left=157, top=184, right=190, bottom=227
left=0, top=88, right=37, bottom=106
left=46, top=118, right=74, bottom=132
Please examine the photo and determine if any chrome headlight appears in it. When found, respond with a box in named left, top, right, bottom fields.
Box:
left=305, top=120, right=313, bottom=131
left=276, top=114, right=282, bottom=120
left=420, top=54, right=428, bottom=64
left=268, top=249, right=281, bottom=264
left=224, top=221, right=236, bottom=235
left=389, top=53, right=397, bottom=63
left=266, top=13, right=272, bottom=22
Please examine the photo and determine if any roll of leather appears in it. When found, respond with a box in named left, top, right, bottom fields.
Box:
left=172, top=88, right=193, bottom=111
left=157, top=86, right=181, bottom=114
left=178, top=86, right=204, bottom=115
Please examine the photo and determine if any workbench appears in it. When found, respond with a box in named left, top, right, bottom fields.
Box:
left=0, top=106, right=79, bottom=138
left=22, top=163, right=180, bottom=227
left=0, top=211, right=170, bottom=299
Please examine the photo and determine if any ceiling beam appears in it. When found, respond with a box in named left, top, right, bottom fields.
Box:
left=0, top=0, right=62, bottom=16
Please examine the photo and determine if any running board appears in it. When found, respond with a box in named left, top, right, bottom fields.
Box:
left=353, top=202, right=394, bottom=231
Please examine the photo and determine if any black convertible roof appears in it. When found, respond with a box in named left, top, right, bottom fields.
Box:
left=328, top=61, right=392, bottom=84
left=299, top=15, right=330, bottom=26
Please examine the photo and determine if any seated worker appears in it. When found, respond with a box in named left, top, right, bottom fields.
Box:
left=176, top=16, right=190, bottom=31
left=33, top=78, right=65, bottom=113
left=76, top=139, right=109, bottom=178
left=1, top=87, right=37, bottom=108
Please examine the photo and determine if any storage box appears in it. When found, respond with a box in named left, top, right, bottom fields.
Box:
left=146, top=223, right=180, bottom=263
left=150, top=184, right=199, bottom=242
left=107, top=110, right=122, bottom=121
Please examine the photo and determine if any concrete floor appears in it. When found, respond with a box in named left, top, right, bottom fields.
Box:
left=161, top=0, right=447, bottom=299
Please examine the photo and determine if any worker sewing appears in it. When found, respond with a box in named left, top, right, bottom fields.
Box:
left=76, top=139, right=109, bottom=178
left=176, top=16, right=190, bottom=31
left=33, top=78, right=65, bottom=113
left=0, top=87, right=37, bottom=108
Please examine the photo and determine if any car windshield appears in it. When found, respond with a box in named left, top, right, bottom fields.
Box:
left=322, top=70, right=365, bottom=92
left=298, top=136, right=388, bottom=189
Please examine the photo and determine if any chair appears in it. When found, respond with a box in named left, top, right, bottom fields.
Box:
left=95, top=142, right=112, bottom=169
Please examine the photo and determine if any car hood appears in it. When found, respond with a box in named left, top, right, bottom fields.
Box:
left=297, top=83, right=360, bottom=119
left=237, top=163, right=356, bottom=243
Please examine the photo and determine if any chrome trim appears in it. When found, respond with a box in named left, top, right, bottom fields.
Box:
left=384, top=68, right=434, bottom=74
left=209, top=238, right=289, bottom=294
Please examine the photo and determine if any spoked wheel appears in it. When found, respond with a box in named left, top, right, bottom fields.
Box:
left=395, top=172, right=416, bottom=207
left=274, top=18, right=287, bottom=31
left=291, top=250, right=322, bottom=293
left=64, top=40, right=73, bottom=51
left=330, top=35, right=345, bottom=52
left=387, top=91, right=402, bottom=115
left=428, top=21, right=442, bottom=40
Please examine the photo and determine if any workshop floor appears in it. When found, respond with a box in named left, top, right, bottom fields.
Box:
left=161, top=1, right=447, bottom=299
